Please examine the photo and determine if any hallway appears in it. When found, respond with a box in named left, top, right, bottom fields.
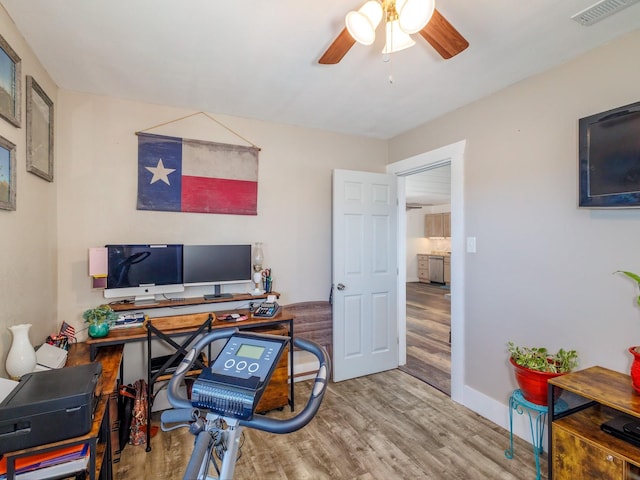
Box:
left=400, top=282, right=452, bottom=395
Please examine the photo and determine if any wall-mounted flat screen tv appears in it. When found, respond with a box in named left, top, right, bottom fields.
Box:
left=578, top=100, right=640, bottom=208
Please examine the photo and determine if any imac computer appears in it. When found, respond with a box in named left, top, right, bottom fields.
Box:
left=104, top=244, right=184, bottom=305
left=183, top=244, right=252, bottom=299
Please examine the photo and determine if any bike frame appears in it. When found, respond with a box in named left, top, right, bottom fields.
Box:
left=161, top=328, right=330, bottom=480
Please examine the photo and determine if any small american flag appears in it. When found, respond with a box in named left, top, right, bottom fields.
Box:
left=59, top=321, right=76, bottom=341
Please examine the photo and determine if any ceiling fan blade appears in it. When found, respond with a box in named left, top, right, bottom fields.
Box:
left=419, top=9, right=469, bottom=59
left=318, top=28, right=356, bottom=64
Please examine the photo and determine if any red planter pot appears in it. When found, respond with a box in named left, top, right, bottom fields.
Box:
left=629, top=346, right=640, bottom=394
left=510, top=357, right=565, bottom=406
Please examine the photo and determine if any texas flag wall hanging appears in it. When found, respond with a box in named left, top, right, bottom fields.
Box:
left=136, top=132, right=259, bottom=215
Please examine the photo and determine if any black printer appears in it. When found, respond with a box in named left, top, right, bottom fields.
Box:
left=0, top=362, right=102, bottom=453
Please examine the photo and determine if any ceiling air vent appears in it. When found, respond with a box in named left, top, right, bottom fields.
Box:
left=571, top=0, right=640, bottom=25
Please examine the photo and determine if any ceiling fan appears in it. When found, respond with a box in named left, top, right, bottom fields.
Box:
left=319, top=0, right=469, bottom=64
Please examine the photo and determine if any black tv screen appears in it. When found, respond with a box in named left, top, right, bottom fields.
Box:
left=578, top=100, right=640, bottom=208
left=183, top=244, right=252, bottom=286
left=106, top=244, right=183, bottom=288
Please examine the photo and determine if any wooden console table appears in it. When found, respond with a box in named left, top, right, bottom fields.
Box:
left=1, top=343, right=123, bottom=480
left=548, top=366, right=640, bottom=479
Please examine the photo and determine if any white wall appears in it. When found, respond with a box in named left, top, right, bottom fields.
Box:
left=388, top=30, right=640, bottom=421
left=0, top=6, right=58, bottom=377
left=55, top=91, right=388, bottom=341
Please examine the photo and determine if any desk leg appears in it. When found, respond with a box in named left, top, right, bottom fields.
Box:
left=289, top=318, right=295, bottom=411
left=146, top=325, right=152, bottom=452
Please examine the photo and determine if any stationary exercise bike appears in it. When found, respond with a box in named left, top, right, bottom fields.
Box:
left=160, top=327, right=330, bottom=480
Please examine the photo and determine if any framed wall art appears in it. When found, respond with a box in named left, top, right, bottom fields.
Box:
left=0, top=134, right=16, bottom=211
left=26, top=76, right=54, bottom=182
left=0, top=34, right=21, bottom=127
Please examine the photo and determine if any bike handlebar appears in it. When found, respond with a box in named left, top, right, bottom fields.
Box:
left=166, top=327, right=331, bottom=435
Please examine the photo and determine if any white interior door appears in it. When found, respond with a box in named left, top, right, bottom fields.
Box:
left=332, top=169, right=398, bottom=382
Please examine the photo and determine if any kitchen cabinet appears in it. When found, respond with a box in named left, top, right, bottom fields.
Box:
left=418, top=254, right=451, bottom=284
left=548, top=366, right=640, bottom=480
left=443, top=212, right=451, bottom=237
left=444, top=256, right=451, bottom=285
left=424, top=213, right=451, bottom=238
left=417, top=254, right=430, bottom=283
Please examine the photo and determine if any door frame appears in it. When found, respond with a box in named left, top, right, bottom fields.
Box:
left=386, top=140, right=466, bottom=403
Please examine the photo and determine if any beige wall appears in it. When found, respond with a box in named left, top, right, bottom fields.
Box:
left=389, top=30, right=640, bottom=416
left=0, top=7, right=58, bottom=376
left=55, top=91, right=388, bottom=337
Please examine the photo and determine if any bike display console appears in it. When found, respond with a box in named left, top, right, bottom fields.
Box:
left=190, top=332, right=289, bottom=419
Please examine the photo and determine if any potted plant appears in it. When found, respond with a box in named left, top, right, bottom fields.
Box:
left=83, top=304, right=118, bottom=338
left=616, top=270, right=640, bottom=392
left=507, top=342, right=578, bottom=405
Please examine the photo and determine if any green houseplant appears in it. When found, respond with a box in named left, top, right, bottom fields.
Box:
left=508, top=342, right=578, bottom=405
left=617, top=271, right=640, bottom=306
left=616, top=270, right=640, bottom=392
left=83, top=304, right=118, bottom=338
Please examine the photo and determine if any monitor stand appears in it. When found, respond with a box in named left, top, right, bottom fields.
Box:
left=204, top=285, right=233, bottom=300
left=134, top=294, right=159, bottom=306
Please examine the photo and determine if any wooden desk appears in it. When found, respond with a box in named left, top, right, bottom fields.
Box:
left=1, top=343, right=123, bottom=480
left=87, top=308, right=296, bottom=451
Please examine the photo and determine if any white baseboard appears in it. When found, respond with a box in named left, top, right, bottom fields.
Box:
left=462, top=385, right=544, bottom=450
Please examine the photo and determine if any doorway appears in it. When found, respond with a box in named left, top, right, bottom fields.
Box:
left=386, top=140, right=466, bottom=403
left=400, top=164, right=452, bottom=394
left=401, top=281, right=451, bottom=393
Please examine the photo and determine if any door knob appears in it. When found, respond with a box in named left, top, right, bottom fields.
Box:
left=337, top=283, right=346, bottom=291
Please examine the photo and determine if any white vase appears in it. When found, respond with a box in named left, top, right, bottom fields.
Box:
left=6, top=323, right=37, bottom=380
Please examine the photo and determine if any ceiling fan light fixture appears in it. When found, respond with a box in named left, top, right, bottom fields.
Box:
left=345, top=1, right=384, bottom=45
left=396, top=0, right=436, bottom=34
left=382, top=19, right=416, bottom=54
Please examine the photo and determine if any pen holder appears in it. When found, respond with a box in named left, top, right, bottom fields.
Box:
left=264, top=277, right=273, bottom=293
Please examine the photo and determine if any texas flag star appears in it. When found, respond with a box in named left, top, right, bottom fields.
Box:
left=145, top=158, right=176, bottom=185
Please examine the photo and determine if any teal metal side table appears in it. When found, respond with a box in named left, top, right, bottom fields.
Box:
left=505, top=389, right=567, bottom=480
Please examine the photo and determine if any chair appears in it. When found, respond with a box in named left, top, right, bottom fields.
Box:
left=144, top=313, right=213, bottom=451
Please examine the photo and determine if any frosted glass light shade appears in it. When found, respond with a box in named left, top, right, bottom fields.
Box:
left=382, top=20, right=416, bottom=54
left=397, top=0, right=435, bottom=34
left=253, top=242, right=264, bottom=271
left=345, top=1, right=383, bottom=45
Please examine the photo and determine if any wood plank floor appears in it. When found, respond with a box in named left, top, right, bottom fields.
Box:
left=400, top=282, right=451, bottom=395
left=115, top=370, right=543, bottom=479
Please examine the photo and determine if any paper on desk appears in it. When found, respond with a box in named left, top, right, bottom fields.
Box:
left=36, top=343, right=68, bottom=369
left=0, top=377, right=18, bottom=402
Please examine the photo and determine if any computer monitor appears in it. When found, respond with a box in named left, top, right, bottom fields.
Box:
left=104, top=244, right=184, bottom=305
left=183, top=244, right=252, bottom=298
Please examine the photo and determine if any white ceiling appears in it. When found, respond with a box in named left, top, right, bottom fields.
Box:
left=405, top=164, right=451, bottom=206
left=2, top=1, right=639, bottom=140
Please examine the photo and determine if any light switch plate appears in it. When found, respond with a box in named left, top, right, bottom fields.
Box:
left=466, top=237, right=477, bottom=253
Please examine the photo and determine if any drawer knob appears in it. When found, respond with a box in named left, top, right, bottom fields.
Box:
left=606, top=454, right=614, bottom=462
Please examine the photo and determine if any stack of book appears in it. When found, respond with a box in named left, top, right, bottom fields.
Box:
left=111, top=311, right=146, bottom=330
left=0, top=443, right=89, bottom=479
